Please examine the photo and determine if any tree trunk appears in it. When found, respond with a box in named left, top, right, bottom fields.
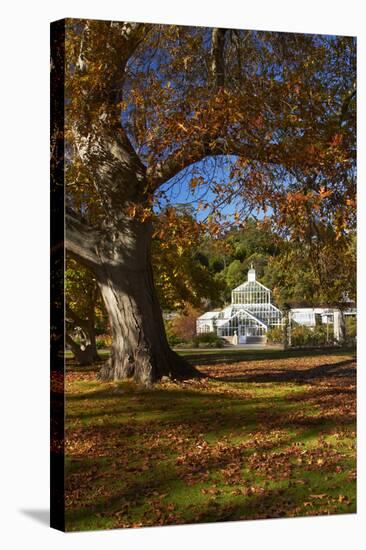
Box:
left=66, top=334, right=100, bottom=365
left=66, top=307, right=101, bottom=364
left=85, top=322, right=100, bottom=362
left=88, top=220, right=199, bottom=386
left=333, top=308, right=346, bottom=344
left=80, top=315, right=100, bottom=363
left=283, top=308, right=292, bottom=349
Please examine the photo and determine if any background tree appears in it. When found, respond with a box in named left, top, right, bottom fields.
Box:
left=168, top=305, right=202, bottom=343
left=152, top=207, right=224, bottom=311
left=65, top=258, right=107, bottom=364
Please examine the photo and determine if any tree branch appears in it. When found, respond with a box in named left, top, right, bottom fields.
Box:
left=211, top=28, right=227, bottom=88
left=339, top=84, right=356, bottom=125
left=65, top=210, right=100, bottom=270
left=66, top=333, right=82, bottom=355
left=148, top=138, right=286, bottom=188
left=76, top=20, right=148, bottom=75
left=66, top=305, right=92, bottom=331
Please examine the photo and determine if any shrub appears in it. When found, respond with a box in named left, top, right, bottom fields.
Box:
left=193, top=332, right=224, bottom=348
left=96, top=334, right=112, bottom=349
left=345, top=315, right=356, bottom=345
left=268, top=323, right=337, bottom=347
left=266, top=327, right=283, bottom=344
left=167, top=334, right=184, bottom=346
left=165, top=319, right=186, bottom=346
left=169, top=306, right=202, bottom=341
left=291, top=324, right=331, bottom=347
left=174, top=341, right=194, bottom=349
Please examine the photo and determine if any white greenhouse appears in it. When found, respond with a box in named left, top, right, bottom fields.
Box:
left=196, top=267, right=283, bottom=344
left=196, top=266, right=356, bottom=346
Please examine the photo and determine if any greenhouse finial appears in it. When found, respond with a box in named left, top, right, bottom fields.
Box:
left=248, top=264, right=256, bottom=282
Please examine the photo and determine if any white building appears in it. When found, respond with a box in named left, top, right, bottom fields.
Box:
left=196, top=267, right=282, bottom=344
left=196, top=267, right=356, bottom=346
left=291, top=308, right=333, bottom=326
left=291, top=307, right=356, bottom=326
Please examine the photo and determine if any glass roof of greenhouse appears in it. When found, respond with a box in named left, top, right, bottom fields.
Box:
left=197, top=267, right=282, bottom=331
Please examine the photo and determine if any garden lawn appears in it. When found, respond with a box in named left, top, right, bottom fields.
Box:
left=64, top=349, right=356, bottom=531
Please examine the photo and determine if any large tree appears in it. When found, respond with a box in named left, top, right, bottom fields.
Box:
left=58, top=20, right=356, bottom=384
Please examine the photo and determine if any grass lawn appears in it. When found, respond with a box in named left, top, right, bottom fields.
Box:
left=64, top=348, right=356, bottom=531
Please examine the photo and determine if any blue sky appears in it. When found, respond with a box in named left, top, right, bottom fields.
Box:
left=154, top=154, right=272, bottom=224
left=155, top=155, right=243, bottom=222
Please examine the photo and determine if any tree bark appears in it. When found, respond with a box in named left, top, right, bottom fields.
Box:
left=97, top=225, right=198, bottom=385
left=67, top=214, right=199, bottom=385
left=66, top=305, right=101, bottom=364
left=66, top=334, right=100, bottom=365
left=283, top=307, right=292, bottom=349
left=84, top=322, right=100, bottom=362
left=333, top=308, right=346, bottom=344
left=211, top=28, right=227, bottom=88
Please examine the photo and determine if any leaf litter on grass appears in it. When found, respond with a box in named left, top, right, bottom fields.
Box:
left=64, top=350, right=356, bottom=530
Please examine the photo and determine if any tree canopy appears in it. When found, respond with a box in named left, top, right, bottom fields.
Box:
left=65, top=22, right=355, bottom=234
left=59, top=19, right=356, bottom=383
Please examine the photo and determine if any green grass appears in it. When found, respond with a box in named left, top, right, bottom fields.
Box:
left=65, top=349, right=110, bottom=360
left=64, top=349, right=356, bottom=531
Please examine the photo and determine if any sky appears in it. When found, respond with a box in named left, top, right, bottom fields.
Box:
left=155, top=154, right=272, bottom=224
left=156, top=155, right=247, bottom=222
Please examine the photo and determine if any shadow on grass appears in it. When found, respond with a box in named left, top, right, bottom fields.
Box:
left=66, top=356, right=355, bottom=434
left=64, top=349, right=356, bottom=530
left=211, top=358, right=356, bottom=384
left=66, top=387, right=262, bottom=430
left=184, top=347, right=355, bottom=367
left=65, top=410, right=355, bottom=531
left=65, top=347, right=355, bottom=374
left=66, top=385, right=355, bottom=435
